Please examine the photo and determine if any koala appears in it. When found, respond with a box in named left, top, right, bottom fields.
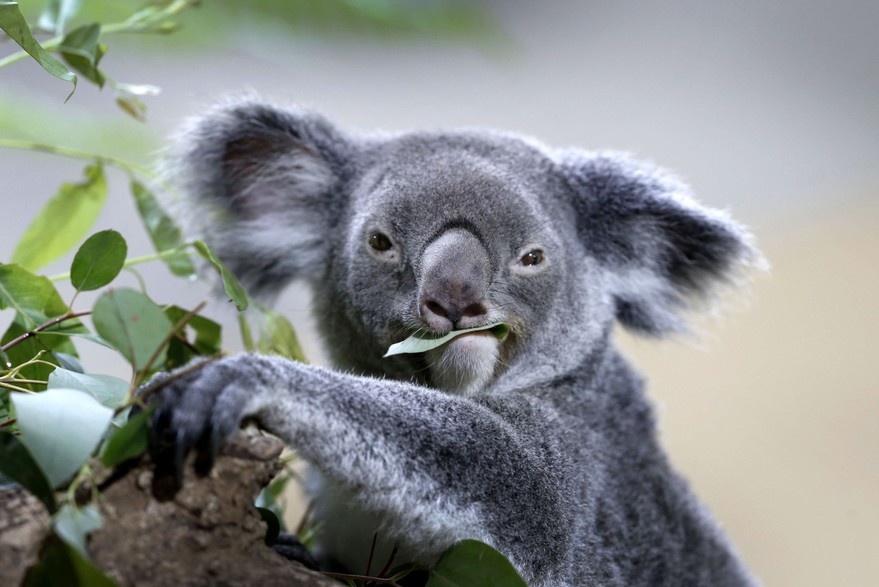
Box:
left=146, top=99, right=762, bottom=586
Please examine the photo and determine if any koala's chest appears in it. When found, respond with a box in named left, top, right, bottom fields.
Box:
left=304, top=467, right=418, bottom=573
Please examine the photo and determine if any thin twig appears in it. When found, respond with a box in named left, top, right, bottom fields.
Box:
left=0, top=311, right=92, bottom=353
left=129, top=300, right=209, bottom=396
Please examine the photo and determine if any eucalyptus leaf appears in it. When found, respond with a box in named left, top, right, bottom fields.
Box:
left=11, top=164, right=107, bottom=271
left=164, top=305, right=221, bottom=355
left=48, top=368, right=128, bottom=410
left=59, top=22, right=105, bottom=87
left=53, top=503, right=102, bottom=559
left=11, top=388, right=113, bottom=488
left=0, top=264, right=70, bottom=328
left=425, top=539, right=527, bottom=587
left=384, top=323, right=509, bottom=357
left=192, top=240, right=249, bottom=311
left=130, top=180, right=195, bottom=276
left=22, top=535, right=117, bottom=587
left=0, top=2, right=77, bottom=99
left=0, top=431, right=57, bottom=512
left=91, top=288, right=172, bottom=372
left=54, top=352, right=84, bottom=373
left=70, top=230, right=127, bottom=292
left=101, top=409, right=150, bottom=467
left=256, top=308, right=305, bottom=362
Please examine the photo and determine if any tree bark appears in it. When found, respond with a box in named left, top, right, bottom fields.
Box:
left=0, top=428, right=338, bottom=587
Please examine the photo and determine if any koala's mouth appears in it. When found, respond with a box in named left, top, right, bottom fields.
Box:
left=382, top=323, right=508, bottom=395
left=383, top=323, right=509, bottom=357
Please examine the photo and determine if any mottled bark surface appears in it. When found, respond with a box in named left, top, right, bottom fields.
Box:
left=0, top=428, right=338, bottom=587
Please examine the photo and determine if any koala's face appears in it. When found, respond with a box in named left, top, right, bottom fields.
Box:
left=174, top=101, right=760, bottom=394
left=336, top=137, right=568, bottom=392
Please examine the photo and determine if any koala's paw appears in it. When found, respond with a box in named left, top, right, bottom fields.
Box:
left=139, top=356, right=255, bottom=500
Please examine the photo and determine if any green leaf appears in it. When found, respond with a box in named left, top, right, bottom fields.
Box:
left=101, top=409, right=150, bottom=467
left=113, top=83, right=161, bottom=122
left=192, top=240, right=249, bottom=311
left=130, top=180, right=196, bottom=276
left=70, top=230, right=127, bottom=292
left=11, top=388, right=113, bottom=487
left=48, top=368, right=128, bottom=410
left=164, top=306, right=222, bottom=370
left=11, top=164, right=107, bottom=271
left=23, top=536, right=117, bottom=587
left=256, top=308, right=305, bottom=362
left=426, top=540, right=527, bottom=587
left=0, top=2, right=77, bottom=99
left=164, top=305, right=221, bottom=354
left=37, top=0, right=84, bottom=34
left=91, top=288, right=173, bottom=372
left=0, top=431, right=57, bottom=512
left=384, top=323, right=509, bottom=357
left=59, top=22, right=105, bottom=87
left=0, top=264, right=70, bottom=328
left=53, top=503, right=102, bottom=559
left=1, top=322, right=56, bottom=391
left=0, top=265, right=80, bottom=388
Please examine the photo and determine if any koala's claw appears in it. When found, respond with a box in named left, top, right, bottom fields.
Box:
left=142, top=357, right=257, bottom=500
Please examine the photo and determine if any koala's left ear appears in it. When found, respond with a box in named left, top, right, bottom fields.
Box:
left=163, top=99, right=353, bottom=298
left=557, top=150, right=764, bottom=336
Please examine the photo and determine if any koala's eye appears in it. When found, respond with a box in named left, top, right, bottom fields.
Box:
left=368, top=232, right=393, bottom=252
left=520, top=249, right=544, bottom=266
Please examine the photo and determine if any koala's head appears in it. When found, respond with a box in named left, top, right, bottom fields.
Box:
left=168, top=100, right=762, bottom=394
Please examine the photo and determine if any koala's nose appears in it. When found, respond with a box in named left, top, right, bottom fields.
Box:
left=418, top=229, right=490, bottom=331
left=422, top=296, right=488, bottom=329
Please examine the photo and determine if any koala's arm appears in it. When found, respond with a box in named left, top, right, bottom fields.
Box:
left=146, top=354, right=569, bottom=575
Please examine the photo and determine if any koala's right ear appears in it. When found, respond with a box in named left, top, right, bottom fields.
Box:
left=164, top=100, right=352, bottom=297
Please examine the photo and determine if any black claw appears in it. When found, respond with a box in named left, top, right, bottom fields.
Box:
left=193, top=422, right=217, bottom=476
left=273, top=532, right=320, bottom=571
left=174, top=428, right=190, bottom=486
left=149, top=407, right=187, bottom=501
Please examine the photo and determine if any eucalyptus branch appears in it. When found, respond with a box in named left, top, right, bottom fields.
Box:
left=0, top=0, right=200, bottom=70
left=129, top=299, right=209, bottom=396
left=0, top=311, right=92, bottom=353
left=50, top=247, right=187, bottom=283
left=0, top=139, right=154, bottom=178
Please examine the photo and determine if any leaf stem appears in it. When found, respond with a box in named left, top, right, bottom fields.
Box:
left=128, top=299, right=209, bottom=396
left=0, top=139, right=154, bottom=178
left=0, top=311, right=92, bottom=353
left=50, top=247, right=187, bottom=283
left=0, top=0, right=200, bottom=70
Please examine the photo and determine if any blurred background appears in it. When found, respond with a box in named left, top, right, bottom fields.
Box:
left=1, top=1, right=877, bottom=585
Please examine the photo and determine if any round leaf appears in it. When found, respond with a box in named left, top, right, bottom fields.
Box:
left=92, top=288, right=173, bottom=372
left=48, top=368, right=128, bottom=410
left=426, top=540, right=527, bottom=587
left=11, top=388, right=113, bottom=488
left=70, top=230, right=127, bottom=292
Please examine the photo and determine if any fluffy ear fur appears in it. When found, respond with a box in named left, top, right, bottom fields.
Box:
left=163, top=100, right=352, bottom=297
left=557, top=150, right=763, bottom=335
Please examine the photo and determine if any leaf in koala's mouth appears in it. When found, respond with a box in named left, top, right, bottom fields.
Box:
left=383, top=323, right=509, bottom=357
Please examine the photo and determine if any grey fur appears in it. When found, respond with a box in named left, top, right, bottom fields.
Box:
left=150, top=98, right=761, bottom=586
